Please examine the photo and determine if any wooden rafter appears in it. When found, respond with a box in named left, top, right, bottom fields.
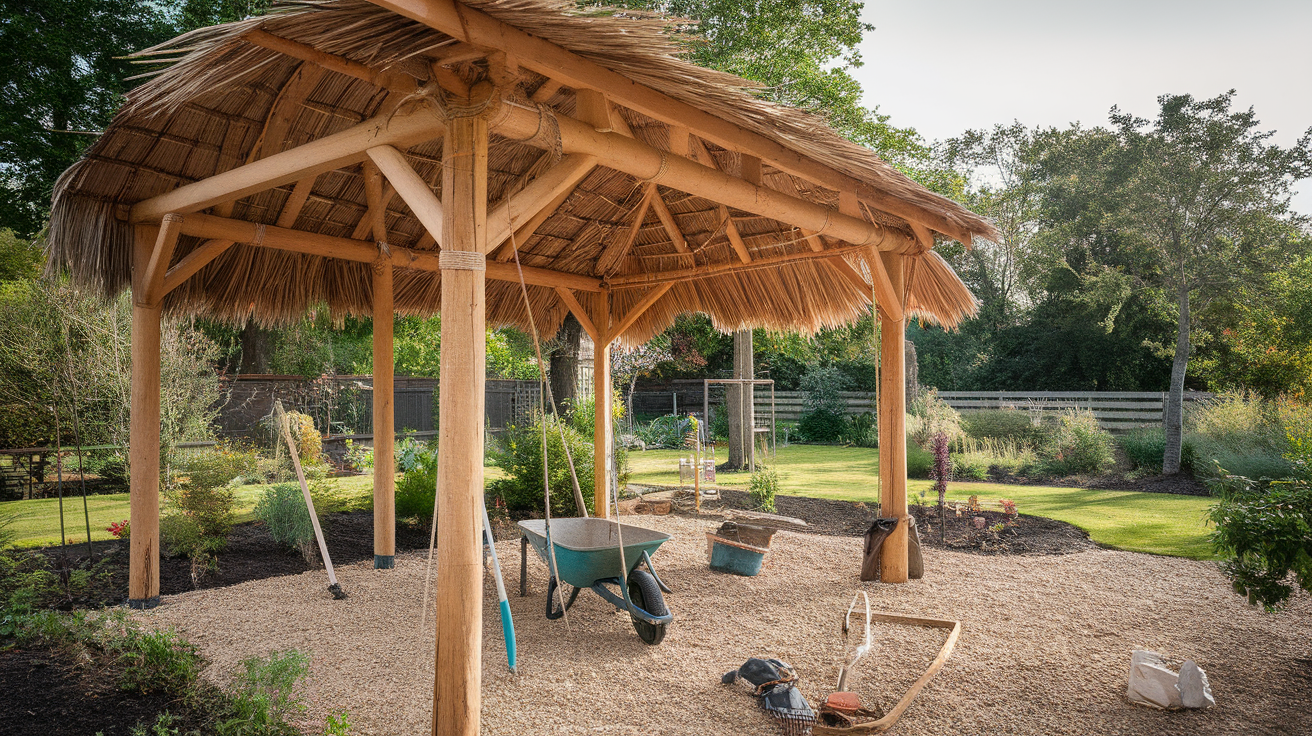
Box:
left=720, top=205, right=751, bottom=264
left=608, top=239, right=874, bottom=289
left=597, top=184, right=655, bottom=275
left=130, top=106, right=444, bottom=222
left=649, top=189, right=688, bottom=253
left=362, top=158, right=390, bottom=242
left=554, top=287, right=599, bottom=342
left=488, top=153, right=597, bottom=257
left=530, top=78, right=562, bottom=103
left=362, top=0, right=973, bottom=243
left=275, top=176, right=316, bottom=228
left=869, top=246, right=905, bottom=322
left=244, top=28, right=418, bottom=95
left=351, top=181, right=398, bottom=240
left=609, top=282, right=673, bottom=338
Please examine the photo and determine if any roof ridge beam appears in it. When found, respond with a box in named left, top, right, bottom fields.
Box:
left=362, top=0, right=981, bottom=243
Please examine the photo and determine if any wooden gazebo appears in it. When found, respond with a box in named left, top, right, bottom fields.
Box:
left=47, top=1, right=997, bottom=732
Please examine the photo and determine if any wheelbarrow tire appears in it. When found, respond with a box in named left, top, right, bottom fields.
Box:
left=627, top=570, right=668, bottom=645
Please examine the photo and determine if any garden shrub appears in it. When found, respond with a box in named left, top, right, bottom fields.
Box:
left=1207, top=471, right=1312, bottom=611
left=906, top=439, right=933, bottom=479
left=1119, top=427, right=1197, bottom=474
left=395, top=450, right=438, bottom=524
left=839, top=412, right=878, bottom=448
left=906, top=389, right=964, bottom=446
left=799, top=408, right=848, bottom=443
left=489, top=414, right=595, bottom=516
left=748, top=467, right=779, bottom=513
left=161, top=451, right=240, bottom=565
left=1035, top=411, right=1116, bottom=476
left=633, top=414, right=698, bottom=449
left=709, top=402, right=728, bottom=442
left=799, top=366, right=850, bottom=415
left=253, top=484, right=317, bottom=563
left=960, top=409, right=1035, bottom=444
left=950, top=453, right=989, bottom=481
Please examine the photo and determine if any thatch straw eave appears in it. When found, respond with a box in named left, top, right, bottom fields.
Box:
left=48, top=0, right=988, bottom=340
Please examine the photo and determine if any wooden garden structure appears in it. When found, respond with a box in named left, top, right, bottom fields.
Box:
left=47, top=1, right=997, bottom=733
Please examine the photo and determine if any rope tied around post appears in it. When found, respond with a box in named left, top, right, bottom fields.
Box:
left=438, top=249, right=487, bottom=272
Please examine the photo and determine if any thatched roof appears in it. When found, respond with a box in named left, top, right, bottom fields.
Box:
left=47, top=0, right=993, bottom=344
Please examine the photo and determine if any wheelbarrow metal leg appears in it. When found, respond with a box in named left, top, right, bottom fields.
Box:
left=642, top=550, right=673, bottom=594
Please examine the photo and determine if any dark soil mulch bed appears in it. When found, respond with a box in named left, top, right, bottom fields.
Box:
left=0, top=646, right=196, bottom=736
left=22, top=511, right=436, bottom=609
left=984, top=470, right=1211, bottom=496
left=709, top=489, right=1096, bottom=556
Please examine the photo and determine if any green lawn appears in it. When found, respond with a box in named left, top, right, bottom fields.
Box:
left=629, top=445, right=1217, bottom=560
left=4, top=448, right=1216, bottom=560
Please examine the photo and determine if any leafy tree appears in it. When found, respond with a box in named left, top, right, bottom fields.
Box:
left=0, top=0, right=176, bottom=236
left=1045, top=93, right=1312, bottom=473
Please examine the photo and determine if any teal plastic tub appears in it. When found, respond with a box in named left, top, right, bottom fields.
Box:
left=707, top=533, right=770, bottom=576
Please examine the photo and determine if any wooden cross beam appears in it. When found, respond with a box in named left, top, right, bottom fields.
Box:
left=554, top=287, right=600, bottom=343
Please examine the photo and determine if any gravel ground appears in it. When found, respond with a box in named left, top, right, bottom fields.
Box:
left=135, top=514, right=1312, bottom=736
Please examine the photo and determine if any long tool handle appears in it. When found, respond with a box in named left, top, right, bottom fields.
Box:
left=277, top=402, right=340, bottom=591
left=482, top=497, right=517, bottom=673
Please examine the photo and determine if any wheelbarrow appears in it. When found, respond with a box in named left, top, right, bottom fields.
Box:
left=518, top=518, right=674, bottom=645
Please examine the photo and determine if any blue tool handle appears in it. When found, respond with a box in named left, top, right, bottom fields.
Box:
left=500, top=599, right=517, bottom=673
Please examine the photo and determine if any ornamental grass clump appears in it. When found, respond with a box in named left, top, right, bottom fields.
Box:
left=253, top=484, right=317, bottom=564
left=748, top=467, right=779, bottom=513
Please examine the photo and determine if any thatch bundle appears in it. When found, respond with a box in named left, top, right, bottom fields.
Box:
left=47, top=0, right=994, bottom=344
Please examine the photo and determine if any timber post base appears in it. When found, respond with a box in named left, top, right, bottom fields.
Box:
left=127, top=596, right=160, bottom=610
left=374, top=554, right=395, bottom=569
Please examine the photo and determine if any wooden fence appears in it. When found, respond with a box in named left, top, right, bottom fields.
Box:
left=936, top=391, right=1213, bottom=432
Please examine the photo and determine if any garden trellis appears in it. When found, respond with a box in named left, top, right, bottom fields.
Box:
left=44, top=1, right=996, bottom=733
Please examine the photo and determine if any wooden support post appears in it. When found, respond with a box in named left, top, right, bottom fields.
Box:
left=878, top=251, right=909, bottom=584
left=367, top=158, right=397, bottom=569
left=129, top=225, right=162, bottom=609
left=433, top=114, right=488, bottom=736
left=592, top=291, right=612, bottom=519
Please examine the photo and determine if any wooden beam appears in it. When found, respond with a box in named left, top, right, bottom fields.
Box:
left=367, top=145, right=445, bottom=245
left=128, top=225, right=162, bottom=609
left=878, top=250, right=908, bottom=585
left=741, top=154, right=762, bottom=186
left=529, top=78, right=561, bottom=103
left=139, top=214, right=183, bottom=306
left=244, top=28, right=418, bottom=94
left=351, top=182, right=397, bottom=240
left=161, top=238, right=233, bottom=296
left=428, top=62, right=471, bottom=98
left=432, top=41, right=486, bottom=64
left=649, top=189, right=688, bottom=253
left=276, top=176, right=316, bottom=228
left=172, top=211, right=603, bottom=292
left=574, top=88, right=612, bottom=131
left=249, top=63, right=327, bottom=163
left=363, top=0, right=982, bottom=242
left=433, top=113, right=488, bottom=736
left=608, top=240, right=871, bottom=289
left=720, top=205, right=751, bottom=264
left=488, top=153, right=597, bottom=257
left=554, top=287, right=599, bottom=343
left=668, top=124, right=690, bottom=158
left=799, top=227, right=871, bottom=295
left=800, top=227, right=825, bottom=252
left=597, top=184, right=655, bottom=274
left=909, top=221, right=935, bottom=252
left=493, top=103, right=920, bottom=253
left=130, top=105, right=444, bottom=223
left=609, top=282, right=673, bottom=337
left=869, top=246, right=905, bottom=322
left=371, top=257, right=396, bottom=569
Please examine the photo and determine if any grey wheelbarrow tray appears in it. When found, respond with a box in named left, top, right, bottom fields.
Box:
left=517, top=518, right=674, bottom=643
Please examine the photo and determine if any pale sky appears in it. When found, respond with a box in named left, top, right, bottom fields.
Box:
left=855, top=0, right=1312, bottom=214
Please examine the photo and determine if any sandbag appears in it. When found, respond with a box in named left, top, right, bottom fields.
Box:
left=860, top=518, right=897, bottom=581
left=1127, top=650, right=1215, bottom=710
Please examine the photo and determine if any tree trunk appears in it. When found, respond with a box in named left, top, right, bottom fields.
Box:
left=904, top=339, right=920, bottom=404
left=549, top=314, right=582, bottom=414
left=726, top=330, right=754, bottom=470
left=1163, top=283, right=1191, bottom=474
left=238, top=320, right=273, bottom=374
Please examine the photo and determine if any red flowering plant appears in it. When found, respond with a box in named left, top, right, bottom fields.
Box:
left=107, top=519, right=130, bottom=539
